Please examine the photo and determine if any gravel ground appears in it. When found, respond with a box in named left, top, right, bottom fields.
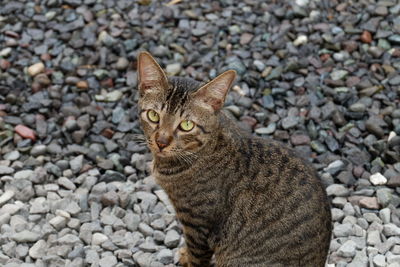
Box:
left=0, top=0, right=400, bottom=266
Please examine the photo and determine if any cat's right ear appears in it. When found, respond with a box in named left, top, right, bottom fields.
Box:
left=137, top=52, right=168, bottom=95
left=192, top=70, right=236, bottom=111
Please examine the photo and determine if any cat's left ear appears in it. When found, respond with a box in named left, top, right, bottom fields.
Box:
left=137, top=51, right=168, bottom=95
left=192, top=70, right=236, bottom=111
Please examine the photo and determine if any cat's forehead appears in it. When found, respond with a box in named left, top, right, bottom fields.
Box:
left=162, top=77, right=202, bottom=114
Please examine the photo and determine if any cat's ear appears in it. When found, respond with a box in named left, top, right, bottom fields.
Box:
left=192, top=70, right=236, bottom=111
left=137, top=51, right=168, bottom=95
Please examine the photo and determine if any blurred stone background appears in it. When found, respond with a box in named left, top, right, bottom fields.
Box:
left=0, top=0, right=400, bottom=266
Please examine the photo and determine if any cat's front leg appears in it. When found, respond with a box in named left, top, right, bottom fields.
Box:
left=178, top=244, right=213, bottom=267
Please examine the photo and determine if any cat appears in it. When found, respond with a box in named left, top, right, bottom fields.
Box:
left=136, top=51, right=332, bottom=267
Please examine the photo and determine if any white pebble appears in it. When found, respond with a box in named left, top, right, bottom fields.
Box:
left=293, top=35, right=308, bottom=46
left=0, top=191, right=15, bottom=207
left=28, top=62, right=45, bottom=77
left=370, top=173, right=387, bottom=185
left=92, top=233, right=108, bottom=245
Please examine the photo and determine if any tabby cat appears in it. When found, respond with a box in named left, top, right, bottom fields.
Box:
left=137, top=51, right=332, bottom=267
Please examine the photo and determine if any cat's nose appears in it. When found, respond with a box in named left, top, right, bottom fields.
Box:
left=156, top=135, right=172, bottom=150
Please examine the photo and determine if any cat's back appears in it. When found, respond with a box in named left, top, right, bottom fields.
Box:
left=214, top=115, right=332, bottom=266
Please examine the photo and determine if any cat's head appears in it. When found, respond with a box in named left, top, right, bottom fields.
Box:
left=137, top=52, right=236, bottom=158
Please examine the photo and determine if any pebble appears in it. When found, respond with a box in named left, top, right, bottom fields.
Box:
left=116, top=57, right=129, bottom=70
left=361, top=31, right=372, bottom=43
left=27, top=62, right=45, bottom=76
left=293, top=35, right=308, bottom=46
left=14, top=170, right=33, bottom=179
left=92, top=233, right=109, bottom=245
left=373, top=254, right=386, bottom=267
left=281, top=116, right=299, bottom=129
left=370, top=173, right=387, bottom=185
left=0, top=166, right=14, bottom=175
left=337, top=240, right=357, bottom=257
left=14, top=124, right=36, bottom=141
left=3, top=151, right=20, bottom=161
left=99, top=255, right=117, bottom=267
left=330, top=70, right=348, bottom=80
left=383, top=224, right=400, bottom=236
left=156, top=248, right=173, bottom=264
left=30, top=145, right=47, bottom=156
left=0, top=191, right=14, bottom=207
left=12, top=230, right=41, bottom=242
left=166, top=63, right=182, bottom=76
left=359, top=197, right=380, bottom=209
left=255, top=124, right=276, bottom=135
left=29, top=240, right=47, bottom=259
left=164, top=230, right=180, bottom=248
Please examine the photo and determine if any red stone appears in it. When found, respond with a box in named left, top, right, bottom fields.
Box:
left=359, top=197, right=379, bottom=209
left=15, top=124, right=36, bottom=141
left=290, top=134, right=311, bottom=146
left=101, top=128, right=114, bottom=139
left=100, top=78, right=114, bottom=88
left=40, top=53, right=52, bottom=61
left=0, top=59, right=11, bottom=70
left=360, top=31, right=372, bottom=43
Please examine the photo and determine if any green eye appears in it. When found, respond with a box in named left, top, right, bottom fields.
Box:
left=147, top=110, right=159, bottom=123
left=179, top=120, right=195, bottom=131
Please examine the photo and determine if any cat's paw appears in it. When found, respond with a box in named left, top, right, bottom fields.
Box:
left=178, top=247, right=191, bottom=267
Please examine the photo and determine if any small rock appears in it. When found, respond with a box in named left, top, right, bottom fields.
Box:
left=164, top=230, right=180, bottom=248
left=373, top=254, right=386, bottom=267
left=76, top=80, right=89, bottom=89
left=326, top=184, right=349, bottom=197
left=330, top=70, right=348, bottom=80
left=99, top=255, right=117, bottom=267
left=15, top=124, right=36, bottom=141
left=12, top=230, right=41, bottom=242
left=281, top=116, right=299, bottom=129
left=4, top=151, right=20, bottom=161
left=70, top=155, right=83, bottom=174
left=333, top=223, right=354, bottom=237
left=30, top=145, right=47, bottom=156
left=359, top=197, right=380, bottom=209
left=166, top=63, right=182, bottom=76
left=0, top=166, right=14, bottom=175
left=337, top=240, right=357, bottom=257
left=29, top=240, right=47, bottom=259
left=28, top=62, right=45, bottom=76
left=58, top=177, right=76, bottom=190
left=116, top=57, right=130, bottom=70
left=156, top=249, right=173, bottom=264
left=370, top=173, right=387, bottom=185
left=101, top=191, right=119, bottom=206
left=240, top=33, right=254, bottom=45
left=0, top=191, right=14, bottom=207
left=383, top=224, right=400, bottom=236
left=14, top=170, right=33, bottom=179
left=293, top=35, right=308, bottom=46
left=49, top=216, right=67, bottom=230
left=361, top=30, right=372, bottom=43
left=255, top=124, right=276, bottom=135
left=92, top=233, right=108, bottom=245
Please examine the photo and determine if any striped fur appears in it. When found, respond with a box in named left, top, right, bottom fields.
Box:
left=137, top=52, right=332, bottom=267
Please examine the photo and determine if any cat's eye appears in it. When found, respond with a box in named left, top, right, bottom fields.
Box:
left=147, top=110, right=160, bottom=123
left=179, top=120, right=195, bottom=131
